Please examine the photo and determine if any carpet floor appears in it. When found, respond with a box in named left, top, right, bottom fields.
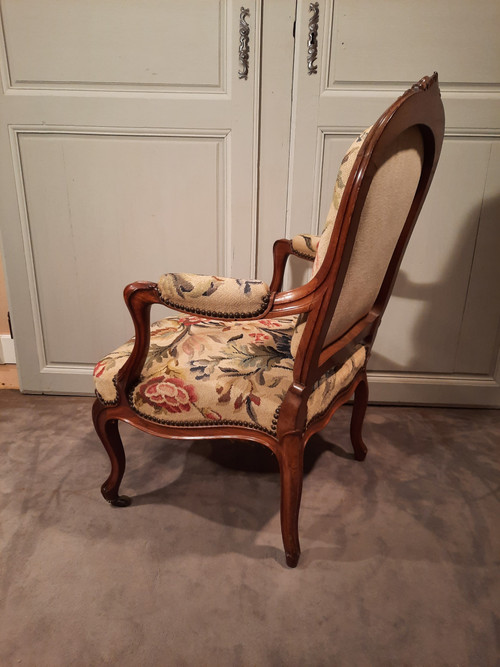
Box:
left=1, top=390, right=499, bottom=666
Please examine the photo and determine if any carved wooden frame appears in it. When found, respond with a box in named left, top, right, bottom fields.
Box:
left=93, top=74, right=445, bottom=567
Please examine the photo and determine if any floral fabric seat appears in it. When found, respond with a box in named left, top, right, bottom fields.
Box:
left=94, top=314, right=366, bottom=436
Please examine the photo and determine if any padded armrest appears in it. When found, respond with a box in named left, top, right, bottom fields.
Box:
left=157, top=272, right=271, bottom=319
left=290, top=234, right=321, bottom=260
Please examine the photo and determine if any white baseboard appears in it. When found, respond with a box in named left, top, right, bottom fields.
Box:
left=0, top=334, right=16, bottom=364
left=368, top=371, right=500, bottom=408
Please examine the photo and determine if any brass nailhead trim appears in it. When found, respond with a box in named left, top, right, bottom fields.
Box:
left=157, top=287, right=270, bottom=319
left=292, top=249, right=316, bottom=261
left=97, top=373, right=281, bottom=438
left=95, top=374, right=121, bottom=406
left=127, top=384, right=278, bottom=437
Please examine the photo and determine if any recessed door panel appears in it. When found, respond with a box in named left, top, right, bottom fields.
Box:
left=0, top=1, right=261, bottom=393
left=18, top=131, right=226, bottom=365
left=326, top=0, right=500, bottom=89
left=1, top=0, right=225, bottom=92
left=371, top=138, right=500, bottom=374
left=287, top=0, right=500, bottom=404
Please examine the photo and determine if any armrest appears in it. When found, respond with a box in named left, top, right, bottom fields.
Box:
left=290, top=234, right=321, bottom=261
left=113, top=264, right=319, bottom=400
left=113, top=235, right=321, bottom=399
left=157, top=272, right=270, bottom=319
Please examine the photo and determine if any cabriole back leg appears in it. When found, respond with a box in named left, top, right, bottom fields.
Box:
left=92, top=399, right=131, bottom=507
left=350, top=372, right=368, bottom=461
left=278, top=434, right=304, bottom=568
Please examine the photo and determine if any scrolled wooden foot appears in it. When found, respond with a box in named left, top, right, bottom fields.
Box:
left=105, top=493, right=132, bottom=508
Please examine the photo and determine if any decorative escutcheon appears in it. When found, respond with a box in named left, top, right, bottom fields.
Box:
left=307, top=2, right=319, bottom=75
left=238, top=7, right=250, bottom=80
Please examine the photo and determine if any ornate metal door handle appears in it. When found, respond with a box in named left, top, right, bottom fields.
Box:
left=238, top=7, right=250, bottom=80
left=307, top=2, right=319, bottom=75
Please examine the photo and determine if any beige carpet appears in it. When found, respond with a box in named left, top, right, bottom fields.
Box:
left=1, top=390, right=499, bottom=666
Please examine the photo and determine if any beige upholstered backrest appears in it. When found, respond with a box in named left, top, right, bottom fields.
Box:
left=291, top=125, right=424, bottom=355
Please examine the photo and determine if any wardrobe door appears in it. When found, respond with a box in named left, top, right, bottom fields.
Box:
left=0, top=1, right=263, bottom=393
left=286, top=0, right=500, bottom=406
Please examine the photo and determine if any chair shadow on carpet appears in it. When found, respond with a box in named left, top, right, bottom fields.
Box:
left=90, top=405, right=500, bottom=568
left=116, top=421, right=361, bottom=565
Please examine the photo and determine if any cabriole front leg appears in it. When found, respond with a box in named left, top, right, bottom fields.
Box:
left=92, top=400, right=131, bottom=507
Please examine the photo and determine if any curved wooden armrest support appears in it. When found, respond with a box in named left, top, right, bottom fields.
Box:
left=269, top=238, right=293, bottom=293
left=266, top=238, right=324, bottom=318
left=115, top=281, right=162, bottom=399
left=269, top=236, right=319, bottom=294
left=268, top=273, right=322, bottom=317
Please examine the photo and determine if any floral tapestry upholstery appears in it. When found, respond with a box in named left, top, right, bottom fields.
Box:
left=306, top=346, right=366, bottom=425
left=94, top=315, right=366, bottom=437
left=290, top=234, right=321, bottom=261
left=312, top=126, right=372, bottom=276
left=158, top=273, right=270, bottom=319
left=291, top=126, right=372, bottom=356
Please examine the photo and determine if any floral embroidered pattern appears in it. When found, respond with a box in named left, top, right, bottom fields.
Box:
left=306, top=346, right=366, bottom=424
left=292, top=127, right=372, bottom=354
left=291, top=234, right=321, bottom=260
left=94, top=315, right=367, bottom=435
left=157, top=273, right=270, bottom=318
left=312, top=126, right=372, bottom=276
left=93, top=360, right=107, bottom=379
left=95, top=315, right=295, bottom=434
left=139, top=376, right=197, bottom=413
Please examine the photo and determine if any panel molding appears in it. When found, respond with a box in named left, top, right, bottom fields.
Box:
left=322, top=0, right=500, bottom=94
left=368, top=367, right=500, bottom=408
left=9, top=125, right=230, bottom=374
left=313, top=129, right=500, bottom=236
left=0, top=0, right=227, bottom=95
left=323, top=82, right=500, bottom=95
left=41, top=363, right=94, bottom=376
left=0, top=1, right=9, bottom=94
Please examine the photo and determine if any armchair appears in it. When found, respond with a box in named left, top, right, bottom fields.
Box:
left=93, top=74, right=444, bottom=567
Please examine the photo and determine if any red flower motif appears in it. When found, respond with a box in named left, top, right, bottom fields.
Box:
left=181, top=336, right=205, bottom=356
left=93, top=360, right=107, bottom=378
left=140, top=375, right=197, bottom=413
left=257, top=319, right=281, bottom=328
left=151, top=325, right=180, bottom=337
left=177, top=316, right=206, bottom=326
left=201, top=407, right=223, bottom=421
left=249, top=332, right=270, bottom=343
